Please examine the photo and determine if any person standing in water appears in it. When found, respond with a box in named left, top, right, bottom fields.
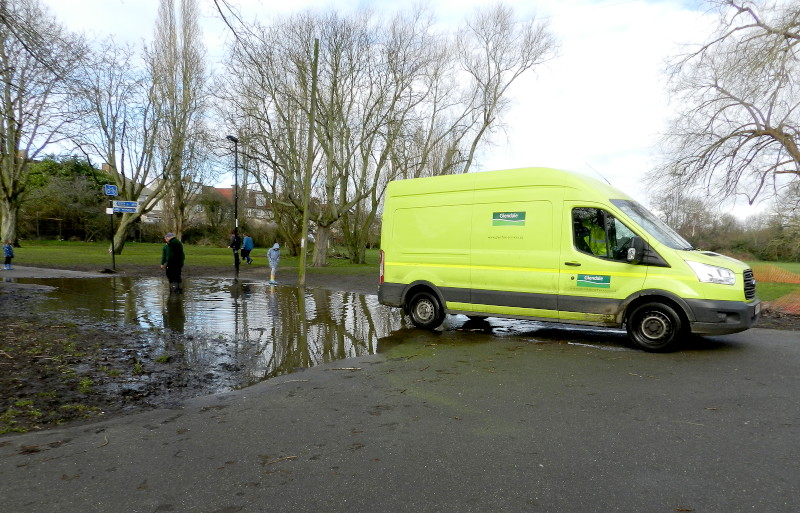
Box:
left=160, top=232, right=185, bottom=293
left=267, top=243, right=280, bottom=284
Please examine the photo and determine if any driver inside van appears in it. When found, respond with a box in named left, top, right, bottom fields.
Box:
left=582, top=216, right=608, bottom=257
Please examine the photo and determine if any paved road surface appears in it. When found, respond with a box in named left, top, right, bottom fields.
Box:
left=1, top=325, right=798, bottom=513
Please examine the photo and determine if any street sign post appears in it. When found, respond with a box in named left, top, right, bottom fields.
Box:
left=105, top=196, right=136, bottom=272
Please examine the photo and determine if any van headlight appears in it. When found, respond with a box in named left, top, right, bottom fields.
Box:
left=686, top=261, right=736, bottom=285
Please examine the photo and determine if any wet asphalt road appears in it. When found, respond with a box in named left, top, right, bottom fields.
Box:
left=1, top=325, right=798, bottom=513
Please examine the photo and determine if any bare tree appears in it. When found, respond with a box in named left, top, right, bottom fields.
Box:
left=649, top=190, right=715, bottom=240
left=0, top=0, right=85, bottom=242
left=150, top=0, right=209, bottom=239
left=214, top=11, right=319, bottom=256
left=336, top=4, right=556, bottom=263
left=72, top=0, right=209, bottom=252
left=72, top=39, right=167, bottom=253
left=215, top=3, right=557, bottom=265
left=457, top=3, right=557, bottom=174
left=654, top=0, right=800, bottom=205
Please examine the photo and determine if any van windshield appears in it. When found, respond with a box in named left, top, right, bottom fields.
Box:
left=610, top=200, right=694, bottom=250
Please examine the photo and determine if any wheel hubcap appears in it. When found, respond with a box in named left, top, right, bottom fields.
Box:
left=640, top=311, right=671, bottom=341
left=414, top=300, right=434, bottom=323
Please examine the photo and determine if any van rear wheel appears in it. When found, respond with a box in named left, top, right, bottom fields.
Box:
left=408, top=291, right=445, bottom=330
left=626, top=302, right=683, bottom=352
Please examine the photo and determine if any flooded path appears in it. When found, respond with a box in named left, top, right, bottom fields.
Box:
left=14, top=277, right=407, bottom=392
left=10, top=276, right=633, bottom=396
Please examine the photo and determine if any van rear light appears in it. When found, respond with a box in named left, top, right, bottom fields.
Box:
left=379, top=250, right=385, bottom=284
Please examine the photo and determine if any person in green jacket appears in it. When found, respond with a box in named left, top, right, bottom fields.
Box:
left=160, top=232, right=185, bottom=293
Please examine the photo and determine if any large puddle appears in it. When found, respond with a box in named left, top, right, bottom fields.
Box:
left=13, top=277, right=407, bottom=391
left=10, top=276, right=632, bottom=395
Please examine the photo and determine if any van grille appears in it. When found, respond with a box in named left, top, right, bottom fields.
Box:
left=743, top=269, right=756, bottom=300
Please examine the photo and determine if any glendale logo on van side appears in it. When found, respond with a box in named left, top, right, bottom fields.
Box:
left=577, top=274, right=611, bottom=288
left=492, top=212, right=526, bottom=226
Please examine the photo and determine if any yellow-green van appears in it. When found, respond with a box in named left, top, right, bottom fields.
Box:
left=378, top=167, right=760, bottom=352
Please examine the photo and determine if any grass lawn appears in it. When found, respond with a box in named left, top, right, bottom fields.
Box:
left=14, top=240, right=379, bottom=275
left=757, top=283, right=799, bottom=302
left=748, top=260, right=800, bottom=274
left=747, top=260, right=800, bottom=301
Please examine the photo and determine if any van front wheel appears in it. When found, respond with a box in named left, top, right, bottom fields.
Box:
left=408, top=291, right=445, bottom=330
left=626, top=302, right=683, bottom=352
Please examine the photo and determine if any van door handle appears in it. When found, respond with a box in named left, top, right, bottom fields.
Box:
left=564, top=261, right=581, bottom=267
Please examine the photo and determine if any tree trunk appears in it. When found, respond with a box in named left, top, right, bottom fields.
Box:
left=312, top=224, right=330, bottom=267
left=0, top=200, right=18, bottom=243
left=110, top=213, right=140, bottom=254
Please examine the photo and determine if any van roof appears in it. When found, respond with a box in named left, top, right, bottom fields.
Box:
left=388, top=167, right=634, bottom=201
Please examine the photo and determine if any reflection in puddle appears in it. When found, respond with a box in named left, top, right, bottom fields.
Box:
left=14, top=277, right=632, bottom=395
left=17, top=277, right=407, bottom=389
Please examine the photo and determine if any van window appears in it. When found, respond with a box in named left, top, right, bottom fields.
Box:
left=572, top=207, right=637, bottom=261
left=610, top=199, right=693, bottom=250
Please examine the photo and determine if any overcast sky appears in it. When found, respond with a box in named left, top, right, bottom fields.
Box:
left=42, top=0, right=737, bottom=212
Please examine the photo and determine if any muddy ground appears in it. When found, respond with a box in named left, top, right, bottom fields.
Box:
left=1, top=264, right=797, bottom=435
left=0, top=265, right=377, bottom=435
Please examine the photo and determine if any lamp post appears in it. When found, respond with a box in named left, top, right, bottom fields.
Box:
left=226, top=135, right=240, bottom=276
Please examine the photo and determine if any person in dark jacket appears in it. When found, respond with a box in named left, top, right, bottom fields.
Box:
left=160, top=232, right=185, bottom=293
left=228, top=229, right=242, bottom=269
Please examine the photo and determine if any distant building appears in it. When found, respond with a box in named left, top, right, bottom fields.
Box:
left=214, top=187, right=273, bottom=223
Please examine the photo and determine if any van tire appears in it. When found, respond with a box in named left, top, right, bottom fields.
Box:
left=626, top=301, right=683, bottom=352
left=408, top=291, right=445, bottom=330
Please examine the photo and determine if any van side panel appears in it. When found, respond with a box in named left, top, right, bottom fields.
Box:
left=384, top=190, right=474, bottom=300
left=466, top=187, right=562, bottom=318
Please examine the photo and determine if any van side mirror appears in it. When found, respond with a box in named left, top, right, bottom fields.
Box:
left=627, top=236, right=644, bottom=264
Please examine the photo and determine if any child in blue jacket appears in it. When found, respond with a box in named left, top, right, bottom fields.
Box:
left=3, top=240, right=13, bottom=270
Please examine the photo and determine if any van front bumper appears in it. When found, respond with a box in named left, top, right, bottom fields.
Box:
left=686, top=298, right=761, bottom=335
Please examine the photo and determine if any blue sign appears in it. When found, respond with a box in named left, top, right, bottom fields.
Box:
left=113, top=201, right=138, bottom=208
left=113, top=207, right=137, bottom=214
left=104, top=184, right=118, bottom=196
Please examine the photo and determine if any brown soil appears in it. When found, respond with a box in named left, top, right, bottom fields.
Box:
left=1, top=265, right=797, bottom=435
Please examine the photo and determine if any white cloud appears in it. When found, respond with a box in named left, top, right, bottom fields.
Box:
left=472, top=1, right=714, bottom=202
